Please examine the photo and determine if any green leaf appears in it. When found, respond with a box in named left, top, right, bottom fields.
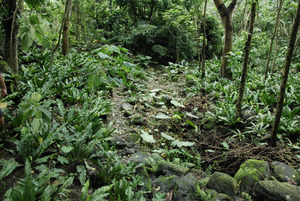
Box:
left=161, top=133, right=175, bottom=141
left=21, top=31, right=34, bottom=52
left=57, top=155, right=69, bottom=165
left=77, top=165, right=87, bottom=185
left=141, top=130, right=156, bottom=143
left=185, top=112, right=199, bottom=119
left=29, top=15, right=39, bottom=25
left=31, top=92, right=42, bottom=102
left=98, top=52, right=111, bottom=60
left=56, top=99, right=65, bottom=115
left=82, top=180, right=91, bottom=201
left=31, top=118, right=43, bottom=133
left=0, top=159, right=19, bottom=181
left=171, top=100, right=185, bottom=108
left=61, top=146, right=74, bottom=153
left=221, top=141, right=229, bottom=150
left=171, top=140, right=195, bottom=148
left=155, top=113, right=171, bottom=119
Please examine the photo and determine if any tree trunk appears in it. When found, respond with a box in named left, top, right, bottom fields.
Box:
left=201, top=0, right=208, bottom=79
left=2, top=0, right=24, bottom=74
left=271, top=26, right=280, bottom=73
left=213, top=0, right=237, bottom=79
left=264, top=0, right=283, bottom=80
left=269, top=0, right=300, bottom=147
left=240, top=0, right=248, bottom=33
left=236, top=1, right=256, bottom=119
left=62, top=0, right=73, bottom=56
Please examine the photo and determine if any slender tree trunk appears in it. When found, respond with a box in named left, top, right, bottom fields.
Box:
left=269, top=0, right=300, bottom=147
left=201, top=0, right=208, bottom=79
left=264, top=0, right=283, bottom=80
left=213, top=0, right=237, bottom=79
left=240, top=0, right=248, bottom=33
left=195, top=2, right=201, bottom=67
left=271, top=26, right=280, bottom=73
left=62, top=0, right=73, bottom=56
left=236, top=2, right=257, bottom=119
left=2, top=0, right=24, bottom=74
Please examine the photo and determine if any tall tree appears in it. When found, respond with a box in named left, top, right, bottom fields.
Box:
left=264, top=0, right=284, bottom=80
left=269, top=0, right=300, bottom=147
left=62, top=0, right=73, bottom=56
left=2, top=0, right=24, bottom=74
left=213, top=0, right=237, bottom=79
left=236, top=1, right=257, bottom=119
left=201, top=0, right=208, bottom=79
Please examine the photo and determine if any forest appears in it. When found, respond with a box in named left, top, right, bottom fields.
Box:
left=0, top=0, right=300, bottom=200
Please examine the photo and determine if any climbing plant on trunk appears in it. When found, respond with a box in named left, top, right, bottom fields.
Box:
left=213, top=0, right=237, bottom=79
left=269, top=0, right=300, bottom=147
left=236, top=1, right=257, bottom=120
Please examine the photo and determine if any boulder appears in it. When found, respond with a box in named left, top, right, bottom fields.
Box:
left=207, top=172, right=238, bottom=196
left=121, top=102, right=134, bottom=116
left=255, top=180, right=300, bottom=201
left=234, top=159, right=270, bottom=192
left=271, top=161, right=300, bottom=184
left=129, top=113, right=144, bottom=125
left=158, top=160, right=190, bottom=176
left=173, top=173, right=198, bottom=201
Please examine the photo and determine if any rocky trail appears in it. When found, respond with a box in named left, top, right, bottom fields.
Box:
left=107, top=67, right=300, bottom=201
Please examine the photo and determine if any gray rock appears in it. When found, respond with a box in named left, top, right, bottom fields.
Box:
left=158, top=160, right=190, bottom=176
left=173, top=173, right=198, bottom=201
left=129, top=113, right=144, bottom=124
left=121, top=102, right=134, bottom=116
left=271, top=161, right=300, bottom=184
left=255, top=180, right=300, bottom=201
left=207, top=172, right=238, bottom=196
left=234, top=159, right=270, bottom=192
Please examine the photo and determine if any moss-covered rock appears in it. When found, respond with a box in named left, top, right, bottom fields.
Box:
left=255, top=180, right=300, bottom=201
left=0, top=60, right=10, bottom=73
left=271, top=161, right=300, bottom=184
left=207, top=172, right=238, bottom=196
left=173, top=173, right=198, bottom=201
left=158, top=160, right=190, bottom=176
left=234, top=159, right=270, bottom=192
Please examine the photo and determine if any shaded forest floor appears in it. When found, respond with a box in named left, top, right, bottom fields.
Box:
left=108, top=66, right=299, bottom=175
left=0, top=60, right=299, bottom=200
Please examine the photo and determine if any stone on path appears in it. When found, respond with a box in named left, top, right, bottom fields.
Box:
left=207, top=172, right=238, bottom=196
left=255, top=180, right=300, bottom=201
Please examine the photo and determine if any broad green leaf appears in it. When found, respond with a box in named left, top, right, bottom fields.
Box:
left=29, top=15, right=39, bottom=25
left=185, top=112, right=199, bottom=119
left=77, top=165, right=87, bottom=185
left=56, top=99, right=65, bottom=115
left=161, top=133, right=175, bottom=141
left=57, top=155, right=69, bottom=165
left=31, top=118, right=43, bottom=133
left=61, top=146, right=74, bottom=153
left=21, top=31, right=34, bottom=52
left=82, top=180, right=91, bottom=201
left=171, top=100, right=185, bottom=108
left=141, top=130, right=156, bottom=143
left=0, top=159, right=19, bottom=181
left=155, top=113, right=171, bottom=119
left=31, top=92, right=42, bottom=102
left=98, top=52, right=111, bottom=60
left=171, top=140, right=195, bottom=148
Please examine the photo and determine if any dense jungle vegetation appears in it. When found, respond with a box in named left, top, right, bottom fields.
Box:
left=0, top=0, right=299, bottom=200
